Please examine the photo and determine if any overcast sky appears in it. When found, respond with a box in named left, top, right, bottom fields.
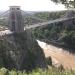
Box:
left=0, top=0, right=66, bottom=11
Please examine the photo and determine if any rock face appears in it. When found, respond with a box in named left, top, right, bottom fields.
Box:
left=0, top=30, right=47, bottom=71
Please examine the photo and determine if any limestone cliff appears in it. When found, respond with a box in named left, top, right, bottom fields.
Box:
left=0, top=30, right=47, bottom=71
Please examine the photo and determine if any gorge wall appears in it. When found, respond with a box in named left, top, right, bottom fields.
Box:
left=0, top=30, right=47, bottom=71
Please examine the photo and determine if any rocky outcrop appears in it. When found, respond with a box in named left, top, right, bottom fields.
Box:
left=0, top=30, right=47, bottom=71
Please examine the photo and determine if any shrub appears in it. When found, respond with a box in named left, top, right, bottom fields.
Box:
left=46, top=57, right=52, bottom=66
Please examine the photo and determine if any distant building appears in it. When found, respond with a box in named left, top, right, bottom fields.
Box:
left=9, top=6, right=24, bottom=33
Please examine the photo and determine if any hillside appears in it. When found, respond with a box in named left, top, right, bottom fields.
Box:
left=0, top=31, right=48, bottom=71
left=0, top=67, right=75, bottom=75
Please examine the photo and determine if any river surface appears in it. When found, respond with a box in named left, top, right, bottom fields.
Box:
left=37, top=40, right=75, bottom=70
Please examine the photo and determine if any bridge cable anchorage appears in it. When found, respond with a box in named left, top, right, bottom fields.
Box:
left=25, top=17, right=75, bottom=30
left=0, top=10, right=9, bottom=18
left=21, top=10, right=47, bottom=22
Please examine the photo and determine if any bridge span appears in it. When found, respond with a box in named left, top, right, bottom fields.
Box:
left=0, top=6, right=75, bottom=37
left=0, top=16, right=74, bottom=37
left=25, top=17, right=75, bottom=29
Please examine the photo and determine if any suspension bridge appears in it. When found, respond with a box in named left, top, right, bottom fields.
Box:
left=0, top=6, right=75, bottom=70
left=0, top=6, right=74, bottom=36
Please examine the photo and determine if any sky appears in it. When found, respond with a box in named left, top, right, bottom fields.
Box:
left=0, top=0, right=66, bottom=11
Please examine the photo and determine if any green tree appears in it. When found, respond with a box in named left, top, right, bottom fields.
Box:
left=51, top=0, right=75, bottom=8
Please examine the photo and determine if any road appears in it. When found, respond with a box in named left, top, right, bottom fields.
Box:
left=37, top=40, right=75, bottom=70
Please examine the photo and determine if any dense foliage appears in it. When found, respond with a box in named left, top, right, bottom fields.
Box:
left=34, top=11, right=67, bottom=20
left=51, top=0, right=75, bottom=8
left=0, top=67, right=74, bottom=75
left=24, top=16, right=43, bottom=25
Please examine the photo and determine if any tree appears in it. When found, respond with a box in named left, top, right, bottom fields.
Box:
left=51, top=0, right=75, bottom=8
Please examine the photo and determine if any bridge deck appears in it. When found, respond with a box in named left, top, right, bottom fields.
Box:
left=25, top=17, right=74, bottom=29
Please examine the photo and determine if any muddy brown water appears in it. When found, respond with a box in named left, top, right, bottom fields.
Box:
left=37, top=40, right=75, bottom=70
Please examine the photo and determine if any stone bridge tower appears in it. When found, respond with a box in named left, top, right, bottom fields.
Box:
left=9, top=6, right=24, bottom=33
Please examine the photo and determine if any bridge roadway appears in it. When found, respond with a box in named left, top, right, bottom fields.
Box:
left=0, top=17, right=74, bottom=36
left=25, top=17, right=74, bottom=29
